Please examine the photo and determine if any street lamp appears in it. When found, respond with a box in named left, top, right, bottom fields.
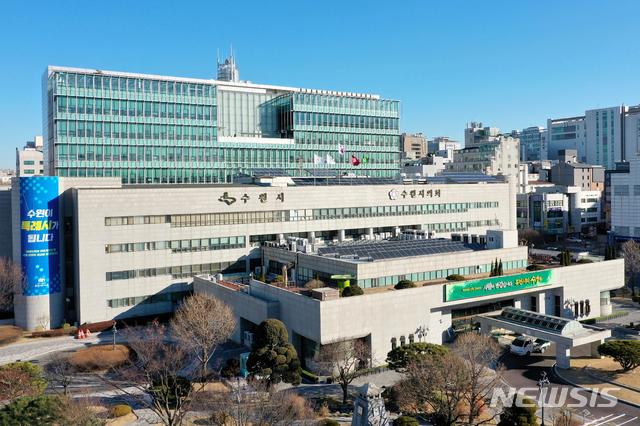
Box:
left=537, top=371, right=550, bottom=426
left=111, top=321, right=117, bottom=351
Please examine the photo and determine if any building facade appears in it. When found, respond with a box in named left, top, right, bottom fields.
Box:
left=509, top=127, right=547, bottom=162
left=15, top=136, right=44, bottom=177
left=42, top=66, right=401, bottom=183
left=610, top=155, right=640, bottom=242
left=4, top=173, right=517, bottom=330
left=399, top=133, right=428, bottom=159
left=448, top=137, right=520, bottom=176
left=427, top=136, right=461, bottom=162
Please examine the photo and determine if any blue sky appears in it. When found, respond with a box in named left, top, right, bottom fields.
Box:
left=1, top=0, right=639, bottom=169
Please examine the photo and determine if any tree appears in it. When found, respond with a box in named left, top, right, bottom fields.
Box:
left=490, top=260, right=495, bottom=277
left=621, top=241, right=640, bottom=289
left=455, top=332, right=504, bottom=426
left=246, top=319, right=302, bottom=386
left=386, top=342, right=449, bottom=371
left=317, top=338, right=371, bottom=404
left=341, top=285, right=364, bottom=297
left=0, top=257, right=24, bottom=312
left=518, top=228, right=542, bottom=249
left=100, top=322, right=207, bottom=426
left=597, top=340, right=640, bottom=371
left=497, top=395, right=537, bottom=426
left=0, top=362, right=48, bottom=403
left=395, top=352, right=467, bottom=426
left=560, top=249, right=572, bottom=266
left=498, top=259, right=503, bottom=276
left=44, top=352, right=77, bottom=396
left=171, top=293, right=236, bottom=379
left=395, top=279, right=416, bottom=290
left=259, top=267, right=266, bottom=282
left=0, top=394, right=106, bottom=426
left=605, top=245, right=617, bottom=260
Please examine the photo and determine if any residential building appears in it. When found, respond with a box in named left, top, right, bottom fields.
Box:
left=448, top=137, right=520, bottom=177
left=400, top=133, right=428, bottom=159
left=42, top=65, right=401, bottom=183
left=15, top=137, right=44, bottom=177
left=427, top=136, right=461, bottom=162
left=604, top=162, right=630, bottom=230
left=549, top=150, right=605, bottom=192
left=464, top=122, right=500, bottom=147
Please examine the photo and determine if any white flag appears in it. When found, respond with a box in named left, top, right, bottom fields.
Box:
left=326, top=154, right=336, bottom=164
left=314, top=154, right=325, bottom=165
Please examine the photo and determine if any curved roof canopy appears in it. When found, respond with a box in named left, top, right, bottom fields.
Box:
left=499, top=307, right=583, bottom=335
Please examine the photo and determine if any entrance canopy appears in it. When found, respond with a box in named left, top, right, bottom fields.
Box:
left=475, top=307, right=611, bottom=369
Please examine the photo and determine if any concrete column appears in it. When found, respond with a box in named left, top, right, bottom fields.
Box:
left=394, top=227, right=401, bottom=237
left=591, top=339, right=604, bottom=359
left=556, top=343, right=571, bottom=369
left=308, top=231, right=316, bottom=244
left=481, top=322, right=492, bottom=336
left=366, top=228, right=374, bottom=239
left=338, top=230, right=345, bottom=243
left=538, top=293, right=546, bottom=314
left=277, top=233, right=284, bottom=244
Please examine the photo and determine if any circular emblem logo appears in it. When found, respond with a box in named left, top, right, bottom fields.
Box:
left=389, top=189, right=398, bottom=200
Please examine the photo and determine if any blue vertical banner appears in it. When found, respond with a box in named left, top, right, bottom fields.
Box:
left=19, top=177, right=61, bottom=296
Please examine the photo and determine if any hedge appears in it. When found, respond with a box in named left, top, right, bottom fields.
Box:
left=577, top=258, right=594, bottom=264
left=393, top=417, right=419, bottom=426
left=0, top=326, right=23, bottom=346
left=526, top=264, right=545, bottom=271
left=31, top=327, right=77, bottom=338
left=301, top=369, right=319, bottom=383
left=317, top=420, right=340, bottom=426
left=446, top=274, right=465, bottom=281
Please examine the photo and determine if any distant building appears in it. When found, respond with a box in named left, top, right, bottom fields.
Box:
left=16, top=136, right=44, bottom=177
left=604, top=162, right=630, bottom=230
left=549, top=150, right=605, bottom=192
left=449, top=137, right=520, bottom=177
left=427, top=136, right=460, bottom=162
left=508, top=127, right=547, bottom=161
left=610, top=156, right=640, bottom=242
left=464, top=122, right=500, bottom=147
left=400, top=133, right=428, bottom=160
left=400, top=155, right=446, bottom=177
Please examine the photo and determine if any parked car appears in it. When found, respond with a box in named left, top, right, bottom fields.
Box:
left=510, top=337, right=551, bottom=356
left=566, top=237, right=583, bottom=243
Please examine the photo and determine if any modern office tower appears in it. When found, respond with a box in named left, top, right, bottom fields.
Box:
left=16, top=137, right=44, bottom=177
left=42, top=66, right=401, bottom=183
left=509, top=127, right=547, bottom=161
left=399, top=133, right=428, bottom=159
left=427, top=136, right=461, bottom=162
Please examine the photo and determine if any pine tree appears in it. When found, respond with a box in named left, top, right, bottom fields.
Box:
left=315, top=270, right=320, bottom=281
left=259, top=266, right=266, bottom=282
left=498, top=259, right=503, bottom=276
left=490, top=260, right=495, bottom=277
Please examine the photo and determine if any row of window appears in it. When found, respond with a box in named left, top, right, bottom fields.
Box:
left=56, top=97, right=216, bottom=120
left=104, top=202, right=499, bottom=227
left=55, top=73, right=216, bottom=99
left=56, top=121, right=216, bottom=141
left=581, top=217, right=599, bottom=223
left=293, top=131, right=399, bottom=149
left=23, top=160, right=43, bottom=165
left=286, top=111, right=399, bottom=132
left=286, top=92, right=399, bottom=115
left=57, top=144, right=215, bottom=162
left=107, top=290, right=191, bottom=308
left=106, top=236, right=246, bottom=253
left=106, top=259, right=246, bottom=281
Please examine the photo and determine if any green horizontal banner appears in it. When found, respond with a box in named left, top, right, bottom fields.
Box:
left=445, top=270, right=554, bottom=302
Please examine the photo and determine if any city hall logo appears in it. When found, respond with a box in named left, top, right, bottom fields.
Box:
left=388, top=189, right=399, bottom=200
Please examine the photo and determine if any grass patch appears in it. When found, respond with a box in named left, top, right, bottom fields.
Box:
left=68, top=344, right=133, bottom=372
left=580, top=311, right=629, bottom=325
left=0, top=326, right=23, bottom=346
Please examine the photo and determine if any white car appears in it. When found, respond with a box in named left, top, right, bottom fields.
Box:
left=566, top=237, right=583, bottom=243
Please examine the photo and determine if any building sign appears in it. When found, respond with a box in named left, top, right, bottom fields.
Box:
left=19, top=177, right=61, bottom=296
left=218, top=191, right=284, bottom=206
left=445, top=270, right=554, bottom=302
left=388, top=188, right=441, bottom=200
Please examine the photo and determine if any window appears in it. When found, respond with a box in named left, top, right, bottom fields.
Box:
left=23, top=161, right=35, bottom=165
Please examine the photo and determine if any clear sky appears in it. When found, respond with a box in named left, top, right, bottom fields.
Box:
left=1, top=0, right=639, bottom=169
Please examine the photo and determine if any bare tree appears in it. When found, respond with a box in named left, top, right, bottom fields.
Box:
left=518, top=228, right=543, bottom=249
left=395, top=352, right=468, bottom=426
left=316, top=338, right=371, bottom=404
left=621, top=241, right=640, bottom=291
left=171, top=293, right=236, bottom=380
left=548, top=405, right=576, bottom=426
left=203, top=380, right=315, bottom=426
left=0, top=257, right=24, bottom=312
left=454, top=333, right=504, bottom=425
left=45, top=352, right=77, bottom=396
left=100, top=322, right=208, bottom=426
left=303, top=279, right=325, bottom=290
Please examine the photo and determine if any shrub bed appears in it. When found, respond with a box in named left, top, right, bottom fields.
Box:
left=394, top=279, right=416, bottom=290
left=446, top=274, right=465, bottom=281
left=577, top=258, right=594, bottom=264
left=393, top=416, right=419, bottom=426
left=31, top=327, right=76, bottom=338
left=301, top=369, right=319, bottom=383
left=0, top=326, right=23, bottom=346
left=68, top=344, right=133, bottom=372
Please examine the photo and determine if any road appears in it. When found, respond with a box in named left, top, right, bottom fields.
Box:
left=502, top=343, right=640, bottom=425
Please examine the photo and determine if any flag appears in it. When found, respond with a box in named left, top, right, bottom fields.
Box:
left=350, top=155, right=360, bottom=166
left=338, top=144, right=345, bottom=155
left=326, top=154, right=336, bottom=165
left=362, top=157, right=369, bottom=163
left=314, top=154, right=325, bottom=165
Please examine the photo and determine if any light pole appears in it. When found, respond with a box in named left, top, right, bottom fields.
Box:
left=111, top=321, right=117, bottom=351
left=537, top=371, right=550, bottom=426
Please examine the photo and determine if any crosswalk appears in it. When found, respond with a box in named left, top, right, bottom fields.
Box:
left=581, top=414, right=639, bottom=426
